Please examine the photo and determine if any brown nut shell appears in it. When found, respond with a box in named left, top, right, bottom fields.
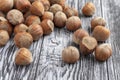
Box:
left=66, top=16, right=82, bottom=31
left=25, top=15, right=41, bottom=26
left=14, top=32, right=33, bottom=48
left=42, top=11, right=54, bottom=21
left=54, top=11, right=67, bottom=28
left=14, top=24, right=28, bottom=34
left=80, top=36, right=97, bottom=55
left=62, top=46, right=80, bottom=64
left=48, top=0, right=66, bottom=7
left=15, top=48, right=33, bottom=65
left=28, top=24, right=43, bottom=40
left=30, top=1, right=44, bottom=16
left=40, top=19, right=54, bottom=35
left=0, top=30, right=9, bottom=46
left=82, top=2, right=96, bottom=16
left=95, top=43, right=112, bottom=61
left=92, top=26, right=110, bottom=41
left=73, top=29, right=89, bottom=44
left=91, top=17, right=106, bottom=30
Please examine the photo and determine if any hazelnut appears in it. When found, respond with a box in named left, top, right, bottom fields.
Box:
left=40, top=19, right=54, bottom=35
left=7, top=9, right=24, bottom=25
left=14, top=32, right=33, bottom=48
left=91, top=17, right=106, bottom=30
left=15, top=0, right=31, bottom=13
left=35, top=0, right=50, bottom=11
left=73, top=29, right=89, bottom=44
left=28, top=24, right=43, bottom=40
left=63, top=6, right=78, bottom=18
left=95, top=43, right=112, bottom=61
left=80, top=36, right=97, bottom=55
left=42, top=11, right=54, bottom=21
left=0, top=11, right=5, bottom=17
left=24, top=11, right=32, bottom=19
left=82, top=2, right=96, bottom=16
left=30, top=1, right=44, bottom=16
left=15, top=48, right=33, bottom=65
left=0, top=30, right=9, bottom=46
left=25, top=15, right=41, bottom=26
left=0, top=0, right=14, bottom=13
left=54, top=11, right=67, bottom=28
left=48, top=0, right=66, bottom=7
left=66, top=16, right=82, bottom=31
left=49, top=4, right=63, bottom=14
left=92, top=26, right=110, bottom=41
left=14, top=24, right=28, bottom=34
left=0, top=17, right=13, bottom=36
left=62, top=46, right=80, bottom=64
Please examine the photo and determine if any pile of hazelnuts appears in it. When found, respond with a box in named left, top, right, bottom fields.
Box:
left=0, top=0, right=112, bottom=65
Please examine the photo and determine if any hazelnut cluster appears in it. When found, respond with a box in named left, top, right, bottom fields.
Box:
left=0, top=0, right=112, bottom=65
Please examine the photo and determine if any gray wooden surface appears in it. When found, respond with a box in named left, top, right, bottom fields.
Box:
left=0, top=0, right=120, bottom=80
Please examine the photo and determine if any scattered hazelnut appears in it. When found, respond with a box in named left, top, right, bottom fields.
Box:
left=73, top=29, right=89, bottom=44
left=63, top=6, right=78, bottom=18
left=80, top=36, right=97, bottom=55
left=42, top=11, right=54, bottom=21
left=14, top=32, right=33, bottom=48
left=49, top=4, right=63, bottom=14
left=62, top=46, right=80, bottom=64
left=28, top=24, right=43, bottom=40
left=25, top=15, right=41, bottom=26
left=82, top=2, right=96, bottom=16
left=48, top=0, right=66, bottom=7
left=91, top=17, right=106, bottom=30
left=0, top=0, right=14, bottom=13
left=92, top=26, right=110, bottom=41
left=0, top=17, right=13, bottom=35
left=14, top=24, right=28, bottom=34
left=95, top=43, right=112, bottom=61
left=66, top=16, right=82, bottom=31
left=30, top=1, right=44, bottom=16
left=0, top=11, right=5, bottom=17
left=7, top=9, right=24, bottom=25
left=40, top=19, right=54, bottom=35
left=15, top=48, right=33, bottom=65
left=0, top=30, right=9, bottom=46
left=54, top=11, right=67, bottom=28
left=15, top=0, right=31, bottom=13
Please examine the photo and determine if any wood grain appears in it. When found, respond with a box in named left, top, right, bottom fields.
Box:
left=0, top=0, right=120, bottom=80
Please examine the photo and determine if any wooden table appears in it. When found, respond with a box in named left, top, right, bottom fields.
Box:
left=0, top=0, right=120, bottom=80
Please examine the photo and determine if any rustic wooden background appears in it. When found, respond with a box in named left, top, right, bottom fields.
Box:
left=0, top=0, right=120, bottom=80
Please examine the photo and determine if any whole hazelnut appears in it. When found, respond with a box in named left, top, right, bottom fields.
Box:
left=0, top=17, right=13, bottom=36
left=66, top=16, right=82, bottom=31
left=82, top=2, right=96, bottom=16
left=63, top=6, right=78, bottom=18
left=95, top=43, right=112, bottom=61
left=42, top=11, right=54, bottom=21
left=14, top=32, right=33, bottom=48
left=0, top=0, right=14, bottom=13
left=91, top=17, right=106, bottom=30
left=28, top=24, right=43, bottom=40
left=15, top=48, right=33, bottom=65
left=15, top=0, right=31, bottom=13
left=62, top=46, right=80, bottom=64
left=49, top=4, right=63, bottom=15
left=40, top=19, right=54, bottom=35
left=48, top=0, right=66, bottom=7
left=14, top=24, right=28, bottom=34
left=25, top=15, right=41, bottom=26
left=0, top=30, right=9, bottom=46
left=92, top=26, right=110, bottom=41
left=30, top=1, right=44, bottom=16
left=7, top=9, right=24, bottom=25
left=35, top=0, right=50, bottom=11
left=54, top=11, right=67, bottom=28
left=73, top=29, right=89, bottom=44
left=80, top=36, right=97, bottom=55
left=0, top=11, right=5, bottom=17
